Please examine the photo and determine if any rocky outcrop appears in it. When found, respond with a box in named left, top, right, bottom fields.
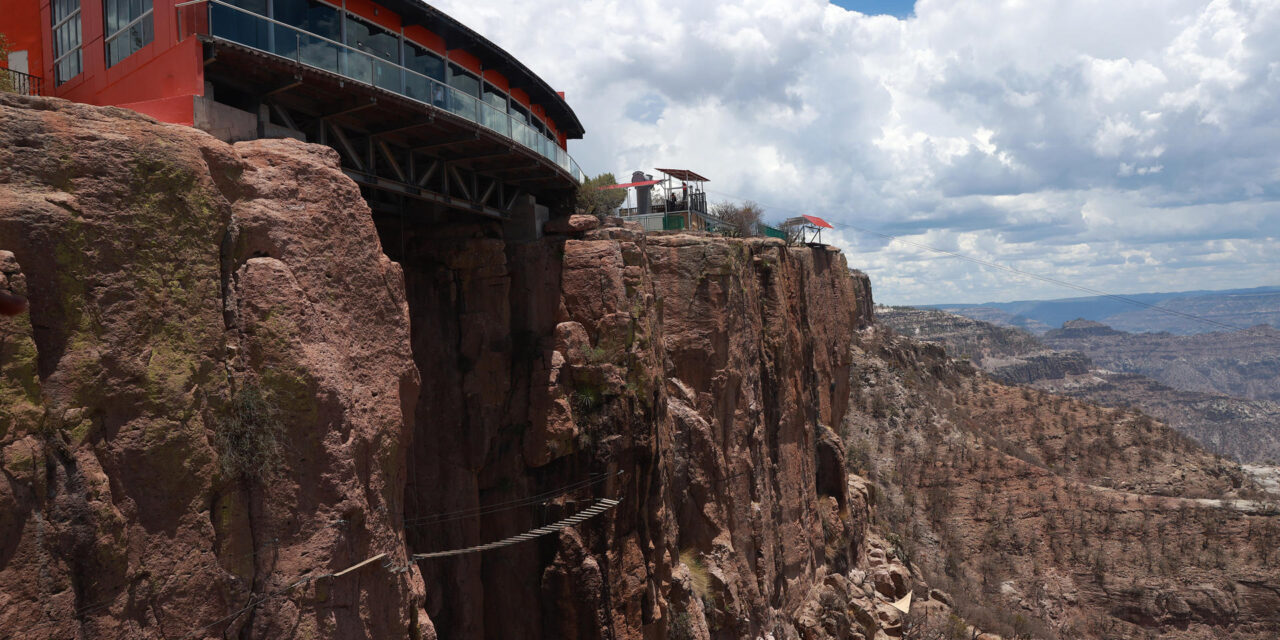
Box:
left=388, top=216, right=877, bottom=638
left=4, top=94, right=1276, bottom=640
left=1044, top=321, right=1280, bottom=403
left=844, top=325, right=1280, bottom=639
left=0, top=94, right=423, bottom=638
left=0, top=94, right=887, bottom=640
left=984, top=350, right=1092, bottom=384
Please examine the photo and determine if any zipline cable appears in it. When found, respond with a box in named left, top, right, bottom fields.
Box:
left=402, top=472, right=615, bottom=527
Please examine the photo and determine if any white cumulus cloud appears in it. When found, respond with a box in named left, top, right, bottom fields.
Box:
left=434, top=0, right=1280, bottom=305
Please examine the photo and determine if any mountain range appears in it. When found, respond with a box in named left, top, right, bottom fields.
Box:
left=930, top=286, right=1280, bottom=335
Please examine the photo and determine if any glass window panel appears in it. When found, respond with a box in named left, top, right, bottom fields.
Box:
left=104, top=0, right=152, bottom=67
left=52, top=0, right=82, bottom=85
left=509, top=103, right=528, bottom=125
left=275, top=0, right=339, bottom=40
left=373, top=59, right=400, bottom=92
left=210, top=0, right=268, bottom=51
left=54, top=0, right=78, bottom=23
left=483, top=83, right=506, bottom=109
left=104, top=0, right=119, bottom=33
left=345, top=15, right=397, bottom=61
left=225, top=0, right=267, bottom=15
left=448, top=63, right=478, bottom=97
left=278, top=28, right=342, bottom=73
left=405, top=41, right=443, bottom=81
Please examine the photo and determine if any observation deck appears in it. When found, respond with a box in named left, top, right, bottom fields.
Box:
left=178, top=0, right=584, bottom=220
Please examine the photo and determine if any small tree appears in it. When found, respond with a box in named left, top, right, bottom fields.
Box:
left=710, top=200, right=764, bottom=237
left=576, top=172, right=627, bottom=219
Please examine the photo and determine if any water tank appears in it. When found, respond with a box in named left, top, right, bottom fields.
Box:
left=633, top=170, right=652, bottom=216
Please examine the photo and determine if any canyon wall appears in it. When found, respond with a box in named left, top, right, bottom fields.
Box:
left=0, top=95, right=882, bottom=639
left=0, top=95, right=423, bottom=638
left=4, top=95, right=1275, bottom=640
left=384, top=214, right=877, bottom=638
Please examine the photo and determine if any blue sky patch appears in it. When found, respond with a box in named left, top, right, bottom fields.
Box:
left=831, top=0, right=915, bottom=19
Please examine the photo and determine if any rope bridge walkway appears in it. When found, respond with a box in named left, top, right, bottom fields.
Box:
left=413, top=498, right=621, bottom=560
left=24, top=484, right=621, bottom=637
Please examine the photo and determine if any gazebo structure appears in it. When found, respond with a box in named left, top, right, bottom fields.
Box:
left=617, top=168, right=725, bottom=232
left=780, top=215, right=835, bottom=244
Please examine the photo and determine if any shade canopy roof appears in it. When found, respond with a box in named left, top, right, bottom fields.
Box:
left=655, top=168, right=711, bottom=182
left=597, top=179, right=662, bottom=190
left=803, top=215, right=834, bottom=229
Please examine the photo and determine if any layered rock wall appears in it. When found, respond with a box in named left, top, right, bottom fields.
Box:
left=0, top=95, right=423, bottom=638
left=387, top=216, right=874, bottom=638
left=0, top=95, right=879, bottom=639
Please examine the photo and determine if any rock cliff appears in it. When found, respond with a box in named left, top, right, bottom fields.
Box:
left=0, top=95, right=886, bottom=639
left=1044, top=320, right=1280, bottom=403
left=0, top=94, right=422, bottom=638
left=2, top=95, right=1277, bottom=640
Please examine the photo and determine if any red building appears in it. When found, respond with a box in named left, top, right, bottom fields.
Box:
left=1, top=0, right=585, bottom=228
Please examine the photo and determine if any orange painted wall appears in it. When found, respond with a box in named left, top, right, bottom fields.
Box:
left=447, top=48, right=480, bottom=75
left=0, top=0, right=45, bottom=79
left=345, top=0, right=400, bottom=33
left=3, top=0, right=569, bottom=146
left=30, top=0, right=203, bottom=124
left=404, top=24, right=445, bottom=55
left=482, top=68, right=508, bottom=93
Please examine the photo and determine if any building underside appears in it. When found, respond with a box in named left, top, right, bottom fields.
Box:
left=200, top=39, right=577, bottom=240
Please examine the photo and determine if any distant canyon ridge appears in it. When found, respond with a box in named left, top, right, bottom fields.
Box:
left=879, top=305, right=1280, bottom=465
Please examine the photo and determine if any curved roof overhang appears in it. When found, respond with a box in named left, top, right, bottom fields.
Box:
left=379, top=0, right=585, bottom=140
left=201, top=40, right=580, bottom=198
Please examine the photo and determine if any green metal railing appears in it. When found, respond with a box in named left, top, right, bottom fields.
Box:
left=762, top=224, right=786, bottom=239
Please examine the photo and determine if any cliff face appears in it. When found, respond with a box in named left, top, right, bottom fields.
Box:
left=3, top=95, right=1276, bottom=640
left=845, top=326, right=1280, bottom=639
left=0, top=96, right=883, bottom=639
left=0, top=95, right=423, bottom=638
left=1044, top=321, right=1280, bottom=403
left=385, top=214, right=877, bottom=638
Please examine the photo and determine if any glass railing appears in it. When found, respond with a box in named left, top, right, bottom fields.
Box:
left=185, top=0, right=583, bottom=182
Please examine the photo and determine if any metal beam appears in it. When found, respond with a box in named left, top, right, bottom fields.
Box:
left=377, top=139, right=408, bottom=183
left=262, top=74, right=303, bottom=98
left=416, top=158, right=441, bottom=187
left=322, top=98, right=377, bottom=120
left=454, top=148, right=519, bottom=163
left=508, top=174, right=565, bottom=185
left=449, top=165, right=472, bottom=201
left=327, top=122, right=365, bottom=172
left=412, top=132, right=480, bottom=152
left=343, top=170, right=507, bottom=219
left=270, top=103, right=300, bottom=131
left=503, top=188, right=524, bottom=211
left=373, top=117, right=435, bottom=136
left=478, top=178, right=497, bottom=206
left=491, top=161, right=542, bottom=176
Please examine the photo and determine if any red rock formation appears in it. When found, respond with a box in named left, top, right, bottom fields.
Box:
left=7, top=93, right=1269, bottom=640
left=0, top=94, right=423, bottom=638
left=388, top=215, right=874, bottom=638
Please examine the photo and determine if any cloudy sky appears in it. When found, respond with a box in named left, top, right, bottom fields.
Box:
left=435, top=0, right=1280, bottom=305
